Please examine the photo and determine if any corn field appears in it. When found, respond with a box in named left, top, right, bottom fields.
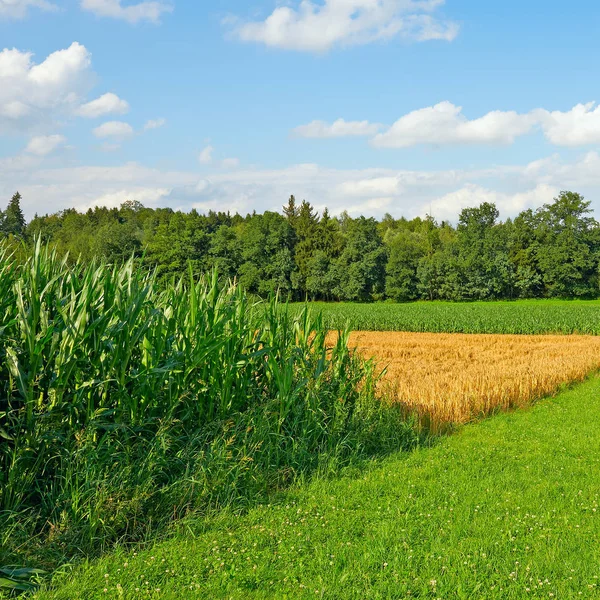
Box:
left=297, top=301, right=600, bottom=334
left=0, top=241, right=415, bottom=567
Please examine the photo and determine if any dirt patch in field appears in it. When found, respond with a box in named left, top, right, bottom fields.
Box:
left=345, top=332, right=600, bottom=430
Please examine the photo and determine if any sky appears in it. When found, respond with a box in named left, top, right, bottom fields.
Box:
left=2, top=0, right=600, bottom=221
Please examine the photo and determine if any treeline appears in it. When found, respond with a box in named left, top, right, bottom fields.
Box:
left=4, top=190, right=600, bottom=301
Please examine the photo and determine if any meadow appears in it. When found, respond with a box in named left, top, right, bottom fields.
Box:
left=293, top=300, right=600, bottom=334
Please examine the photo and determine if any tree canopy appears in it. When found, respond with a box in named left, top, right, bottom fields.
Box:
left=10, top=190, right=600, bottom=301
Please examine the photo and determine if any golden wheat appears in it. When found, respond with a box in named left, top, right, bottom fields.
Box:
left=344, top=332, right=600, bottom=431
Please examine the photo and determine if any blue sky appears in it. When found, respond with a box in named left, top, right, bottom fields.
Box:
left=2, top=0, right=600, bottom=220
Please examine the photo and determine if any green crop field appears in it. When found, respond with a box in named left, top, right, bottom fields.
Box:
left=35, top=376, right=600, bottom=599
left=290, top=299, right=600, bottom=334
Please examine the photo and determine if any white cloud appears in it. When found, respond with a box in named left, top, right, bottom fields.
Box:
left=428, top=183, right=559, bottom=222
left=9, top=162, right=198, bottom=216
left=293, top=118, right=381, bottom=138
left=143, top=117, right=166, bottom=130
left=77, top=92, right=129, bottom=118
left=365, top=101, right=600, bottom=148
left=537, top=102, right=600, bottom=147
left=7, top=151, right=600, bottom=226
left=337, top=176, right=402, bottom=196
left=0, top=42, right=92, bottom=132
left=93, top=120, right=134, bottom=138
left=0, top=0, right=57, bottom=19
left=198, top=146, right=239, bottom=169
left=221, top=157, right=240, bottom=169
left=81, top=0, right=172, bottom=24
left=373, top=101, right=538, bottom=148
left=76, top=187, right=171, bottom=211
left=25, top=134, right=66, bottom=155
left=230, top=0, right=458, bottom=52
left=198, top=145, right=214, bottom=165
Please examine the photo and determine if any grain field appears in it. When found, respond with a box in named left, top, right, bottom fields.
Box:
left=346, top=332, right=600, bottom=430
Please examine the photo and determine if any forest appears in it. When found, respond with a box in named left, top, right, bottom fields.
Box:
left=2, top=190, right=599, bottom=301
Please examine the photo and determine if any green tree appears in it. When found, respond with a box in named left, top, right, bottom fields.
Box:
left=304, top=208, right=344, bottom=300
left=144, top=211, right=210, bottom=281
left=535, top=191, right=599, bottom=297
left=330, top=217, right=386, bottom=301
left=2, top=192, right=26, bottom=237
left=455, top=202, right=515, bottom=299
left=282, top=195, right=299, bottom=226
left=385, top=228, right=426, bottom=302
left=291, top=200, right=320, bottom=296
left=208, top=224, right=242, bottom=281
left=91, top=220, right=142, bottom=263
left=510, top=209, right=544, bottom=298
left=238, top=212, right=295, bottom=296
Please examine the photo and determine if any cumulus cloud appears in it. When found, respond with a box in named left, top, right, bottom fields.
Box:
left=93, top=120, right=134, bottom=138
left=77, top=92, right=129, bottom=118
left=230, top=0, right=459, bottom=52
left=372, top=101, right=538, bottom=148
left=0, top=42, right=92, bottom=132
left=143, top=117, right=166, bottom=130
left=357, top=101, right=600, bottom=148
left=198, top=145, right=214, bottom=165
left=0, top=0, right=57, bottom=19
left=25, top=134, right=66, bottom=155
left=537, top=102, right=600, bottom=147
left=81, top=0, right=172, bottom=24
left=293, top=118, right=382, bottom=138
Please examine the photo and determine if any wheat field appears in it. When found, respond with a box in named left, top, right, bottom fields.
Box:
left=345, top=332, right=600, bottom=430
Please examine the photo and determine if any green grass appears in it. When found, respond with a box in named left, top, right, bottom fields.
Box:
left=35, top=375, right=600, bottom=599
left=290, top=299, right=600, bottom=334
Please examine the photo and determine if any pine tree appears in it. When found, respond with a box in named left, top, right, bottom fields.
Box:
left=3, top=192, right=26, bottom=237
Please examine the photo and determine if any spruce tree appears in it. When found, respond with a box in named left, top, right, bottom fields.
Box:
left=282, top=195, right=299, bottom=225
left=3, top=192, right=26, bottom=237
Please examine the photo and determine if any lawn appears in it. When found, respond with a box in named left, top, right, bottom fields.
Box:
left=291, top=299, right=600, bottom=334
left=36, top=375, right=600, bottom=599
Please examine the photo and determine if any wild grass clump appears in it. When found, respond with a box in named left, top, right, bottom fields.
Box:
left=0, top=240, right=416, bottom=570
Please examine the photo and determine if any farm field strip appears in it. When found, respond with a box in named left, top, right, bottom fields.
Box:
left=294, top=300, right=600, bottom=334
left=345, top=331, right=600, bottom=429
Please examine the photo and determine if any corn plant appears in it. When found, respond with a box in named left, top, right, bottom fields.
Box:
left=0, top=240, right=413, bottom=567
